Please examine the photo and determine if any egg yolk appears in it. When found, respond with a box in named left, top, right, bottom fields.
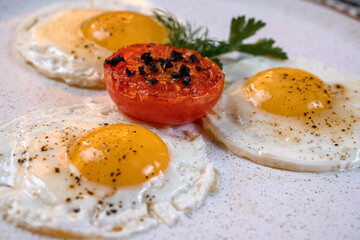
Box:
left=81, top=11, right=168, bottom=51
left=243, top=67, right=333, bottom=116
left=67, top=124, right=170, bottom=187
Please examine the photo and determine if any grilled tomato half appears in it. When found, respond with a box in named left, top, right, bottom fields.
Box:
left=104, top=44, right=225, bottom=125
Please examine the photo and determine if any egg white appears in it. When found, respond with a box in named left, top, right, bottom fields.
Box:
left=16, top=0, right=151, bottom=89
left=0, top=99, right=216, bottom=238
left=204, top=56, right=360, bottom=172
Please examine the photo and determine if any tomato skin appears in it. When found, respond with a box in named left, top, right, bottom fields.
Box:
left=104, top=44, right=224, bottom=125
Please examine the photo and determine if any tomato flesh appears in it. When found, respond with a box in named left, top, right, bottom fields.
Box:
left=104, top=44, right=225, bottom=125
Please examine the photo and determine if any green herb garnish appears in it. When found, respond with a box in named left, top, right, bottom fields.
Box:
left=153, top=9, right=288, bottom=69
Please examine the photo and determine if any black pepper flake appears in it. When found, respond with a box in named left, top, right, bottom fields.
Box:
left=149, top=62, right=159, bottom=72
left=138, top=65, right=146, bottom=75
left=312, top=125, right=317, bottom=129
left=41, top=146, right=48, bottom=152
left=17, top=159, right=26, bottom=165
left=188, top=54, right=199, bottom=63
left=170, top=50, right=184, bottom=61
left=335, top=84, right=343, bottom=89
left=54, top=167, right=60, bottom=173
left=66, top=198, right=71, bottom=202
left=126, top=68, right=135, bottom=77
left=147, top=78, right=159, bottom=85
left=73, top=208, right=80, bottom=213
left=75, top=176, right=80, bottom=183
left=105, top=55, right=125, bottom=66
left=179, top=64, right=190, bottom=77
left=161, top=59, right=173, bottom=71
left=170, top=71, right=182, bottom=79
left=195, top=65, right=202, bottom=71
left=183, top=76, right=191, bottom=86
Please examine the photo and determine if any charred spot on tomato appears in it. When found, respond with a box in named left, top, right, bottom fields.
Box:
left=161, top=59, right=173, bottom=71
left=170, top=71, right=182, bottom=79
left=149, top=62, right=159, bottom=72
left=170, top=50, right=184, bottom=61
left=195, top=65, right=202, bottom=71
left=105, top=56, right=125, bottom=66
left=126, top=68, right=135, bottom=78
left=183, top=76, right=191, bottom=86
left=179, top=65, right=190, bottom=77
left=147, top=78, right=159, bottom=85
left=140, top=52, right=151, bottom=60
left=138, top=65, right=146, bottom=75
left=141, top=52, right=153, bottom=65
left=188, top=54, right=199, bottom=63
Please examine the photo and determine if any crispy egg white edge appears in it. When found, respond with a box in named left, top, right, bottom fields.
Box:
left=0, top=99, right=217, bottom=239
left=15, top=0, right=153, bottom=89
left=203, top=56, right=360, bottom=172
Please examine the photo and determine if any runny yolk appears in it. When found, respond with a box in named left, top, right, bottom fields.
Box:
left=243, top=67, right=333, bottom=117
left=67, top=124, right=170, bottom=187
left=81, top=11, right=168, bottom=51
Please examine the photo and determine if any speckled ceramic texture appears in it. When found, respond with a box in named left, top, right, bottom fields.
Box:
left=0, top=0, right=359, bottom=239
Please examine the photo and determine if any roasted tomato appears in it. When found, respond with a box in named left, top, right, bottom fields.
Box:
left=104, top=43, right=225, bottom=125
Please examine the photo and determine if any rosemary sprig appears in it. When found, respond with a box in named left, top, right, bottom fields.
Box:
left=153, top=9, right=288, bottom=69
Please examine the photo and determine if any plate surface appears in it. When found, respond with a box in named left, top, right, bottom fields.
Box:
left=0, top=0, right=359, bottom=239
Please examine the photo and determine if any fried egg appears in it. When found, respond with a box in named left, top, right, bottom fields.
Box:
left=16, top=0, right=168, bottom=88
left=204, top=56, right=360, bottom=172
left=0, top=99, right=216, bottom=238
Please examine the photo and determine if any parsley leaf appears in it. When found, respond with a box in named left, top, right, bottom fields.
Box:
left=153, top=9, right=288, bottom=69
left=228, top=16, right=266, bottom=46
left=238, top=38, right=288, bottom=59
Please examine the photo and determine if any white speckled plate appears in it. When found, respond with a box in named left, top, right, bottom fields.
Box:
left=0, top=0, right=359, bottom=239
